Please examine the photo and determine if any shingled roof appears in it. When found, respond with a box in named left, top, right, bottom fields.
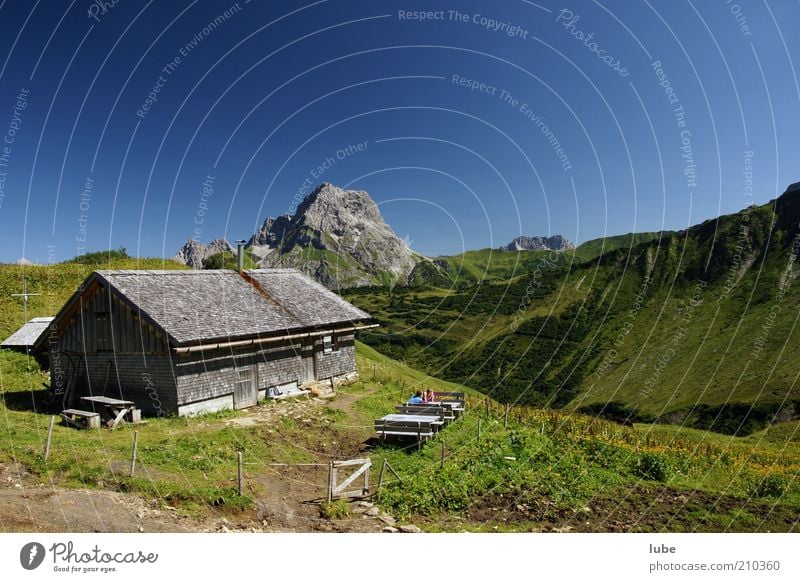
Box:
left=2, top=317, right=54, bottom=349
left=48, top=269, right=371, bottom=347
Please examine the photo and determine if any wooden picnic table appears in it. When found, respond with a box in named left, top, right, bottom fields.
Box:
left=395, top=405, right=455, bottom=424
left=408, top=400, right=464, bottom=418
left=375, top=413, right=442, bottom=448
left=80, top=396, right=140, bottom=428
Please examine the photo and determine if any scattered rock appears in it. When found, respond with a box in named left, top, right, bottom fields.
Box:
left=377, top=515, right=396, bottom=526
left=399, top=524, right=421, bottom=533
left=365, top=507, right=380, bottom=517
left=220, top=525, right=229, bottom=533
left=382, top=526, right=398, bottom=533
left=356, top=501, right=373, bottom=508
left=137, top=526, right=144, bottom=533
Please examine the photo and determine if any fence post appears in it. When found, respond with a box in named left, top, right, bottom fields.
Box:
left=485, top=398, right=489, bottom=417
left=417, top=421, right=422, bottom=451
left=43, top=415, right=55, bottom=461
left=130, top=430, right=139, bottom=478
left=504, top=403, right=510, bottom=429
left=327, top=461, right=334, bottom=502
left=478, top=418, right=482, bottom=441
left=237, top=451, right=244, bottom=496
left=377, top=459, right=387, bottom=499
left=440, top=441, right=445, bottom=469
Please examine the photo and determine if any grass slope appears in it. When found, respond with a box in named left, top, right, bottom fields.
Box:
left=1, top=335, right=798, bottom=531
left=346, top=186, right=800, bottom=435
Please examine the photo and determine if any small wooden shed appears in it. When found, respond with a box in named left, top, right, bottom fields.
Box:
left=36, top=269, right=374, bottom=416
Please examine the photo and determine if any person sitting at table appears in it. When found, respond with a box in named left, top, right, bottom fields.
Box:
left=407, top=391, right=424, bottom=404
left=424, top=388, right=435, bottom=403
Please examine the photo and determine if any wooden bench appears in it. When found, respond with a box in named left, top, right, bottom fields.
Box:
left=430, top=392, right=466, bottom=417
left=61, top=409, right=101, bottom=429
left=395, top=405, right=454, bottom=425
left=375, top=414, right=441, bottom=449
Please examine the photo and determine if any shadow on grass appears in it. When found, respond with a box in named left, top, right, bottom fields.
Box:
left=1, top=386, right=59, bottom=414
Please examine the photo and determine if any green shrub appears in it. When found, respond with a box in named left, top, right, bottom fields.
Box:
left=747, top=472, right=792, bottom=498
left=320, top=499, right=350, bottom=519
left=635, top=452, right=674, bottom=482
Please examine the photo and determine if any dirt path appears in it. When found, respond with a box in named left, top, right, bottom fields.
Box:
left=0, top=391, right=401, bottom=534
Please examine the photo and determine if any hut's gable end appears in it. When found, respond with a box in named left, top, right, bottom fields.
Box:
left=57, top=284, right=169, bottom=355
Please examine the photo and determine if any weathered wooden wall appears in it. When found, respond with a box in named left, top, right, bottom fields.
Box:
left=54, top=284, right=178, bottom=415
left=314, top=332, right=356, bottom=380
left=174, top=339, right=304, bottom=406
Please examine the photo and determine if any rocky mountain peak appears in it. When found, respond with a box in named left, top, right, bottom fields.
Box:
left=294, top=183, right=383, bottom=235
left=172, top=237, right=233, bottom=269
left=247, top=215, right=291, bottom=247
left=174, top=183, right=421, bottom=287
left=503, top=235, right=574, bottom=252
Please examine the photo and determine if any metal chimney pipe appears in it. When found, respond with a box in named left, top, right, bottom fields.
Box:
left=236, top=240, right=246, bottom=274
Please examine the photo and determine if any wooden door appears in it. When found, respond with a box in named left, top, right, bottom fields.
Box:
left=233, top=365, right=257, bottom=409
left=301, top=340, right=315, bottom=383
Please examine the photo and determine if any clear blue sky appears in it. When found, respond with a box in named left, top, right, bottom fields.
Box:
left=0, top=0, right=798, bottom=262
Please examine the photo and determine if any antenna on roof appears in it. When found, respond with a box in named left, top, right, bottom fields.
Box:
left=11, top=276, right=40, bottom=325
left=235, top=240, right=247, bottom=274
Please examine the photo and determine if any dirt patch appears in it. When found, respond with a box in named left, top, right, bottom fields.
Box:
left=459, top=485, right=800, bottom=533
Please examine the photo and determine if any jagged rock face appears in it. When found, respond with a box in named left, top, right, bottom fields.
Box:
left=503, top=235, right=574, bottom=252
left=259, top=183, right=420, bottom=287
left=172, top=238, right=233, bottom=269
left=247, top=215, right=291, bottom=247
left=173, top=183, right=421, bottom=288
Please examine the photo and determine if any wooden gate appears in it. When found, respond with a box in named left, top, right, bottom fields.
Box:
left=327, top=458, right=371, bottom=501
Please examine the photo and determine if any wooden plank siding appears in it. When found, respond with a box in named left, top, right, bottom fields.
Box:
left=57, top=285, right=168, bottom=355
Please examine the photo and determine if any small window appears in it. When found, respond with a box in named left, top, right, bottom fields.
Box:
left=323, top=335, right=334, bottom=355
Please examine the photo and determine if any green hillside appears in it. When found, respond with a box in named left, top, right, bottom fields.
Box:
left=347, top=184, right=800, bottom=435
left=409, top=231, right=666, bottom=287
left=0, top=253, right=187, bottom=339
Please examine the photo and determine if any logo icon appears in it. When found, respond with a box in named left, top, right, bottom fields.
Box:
left=20, top=542, right=46, bottom=570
